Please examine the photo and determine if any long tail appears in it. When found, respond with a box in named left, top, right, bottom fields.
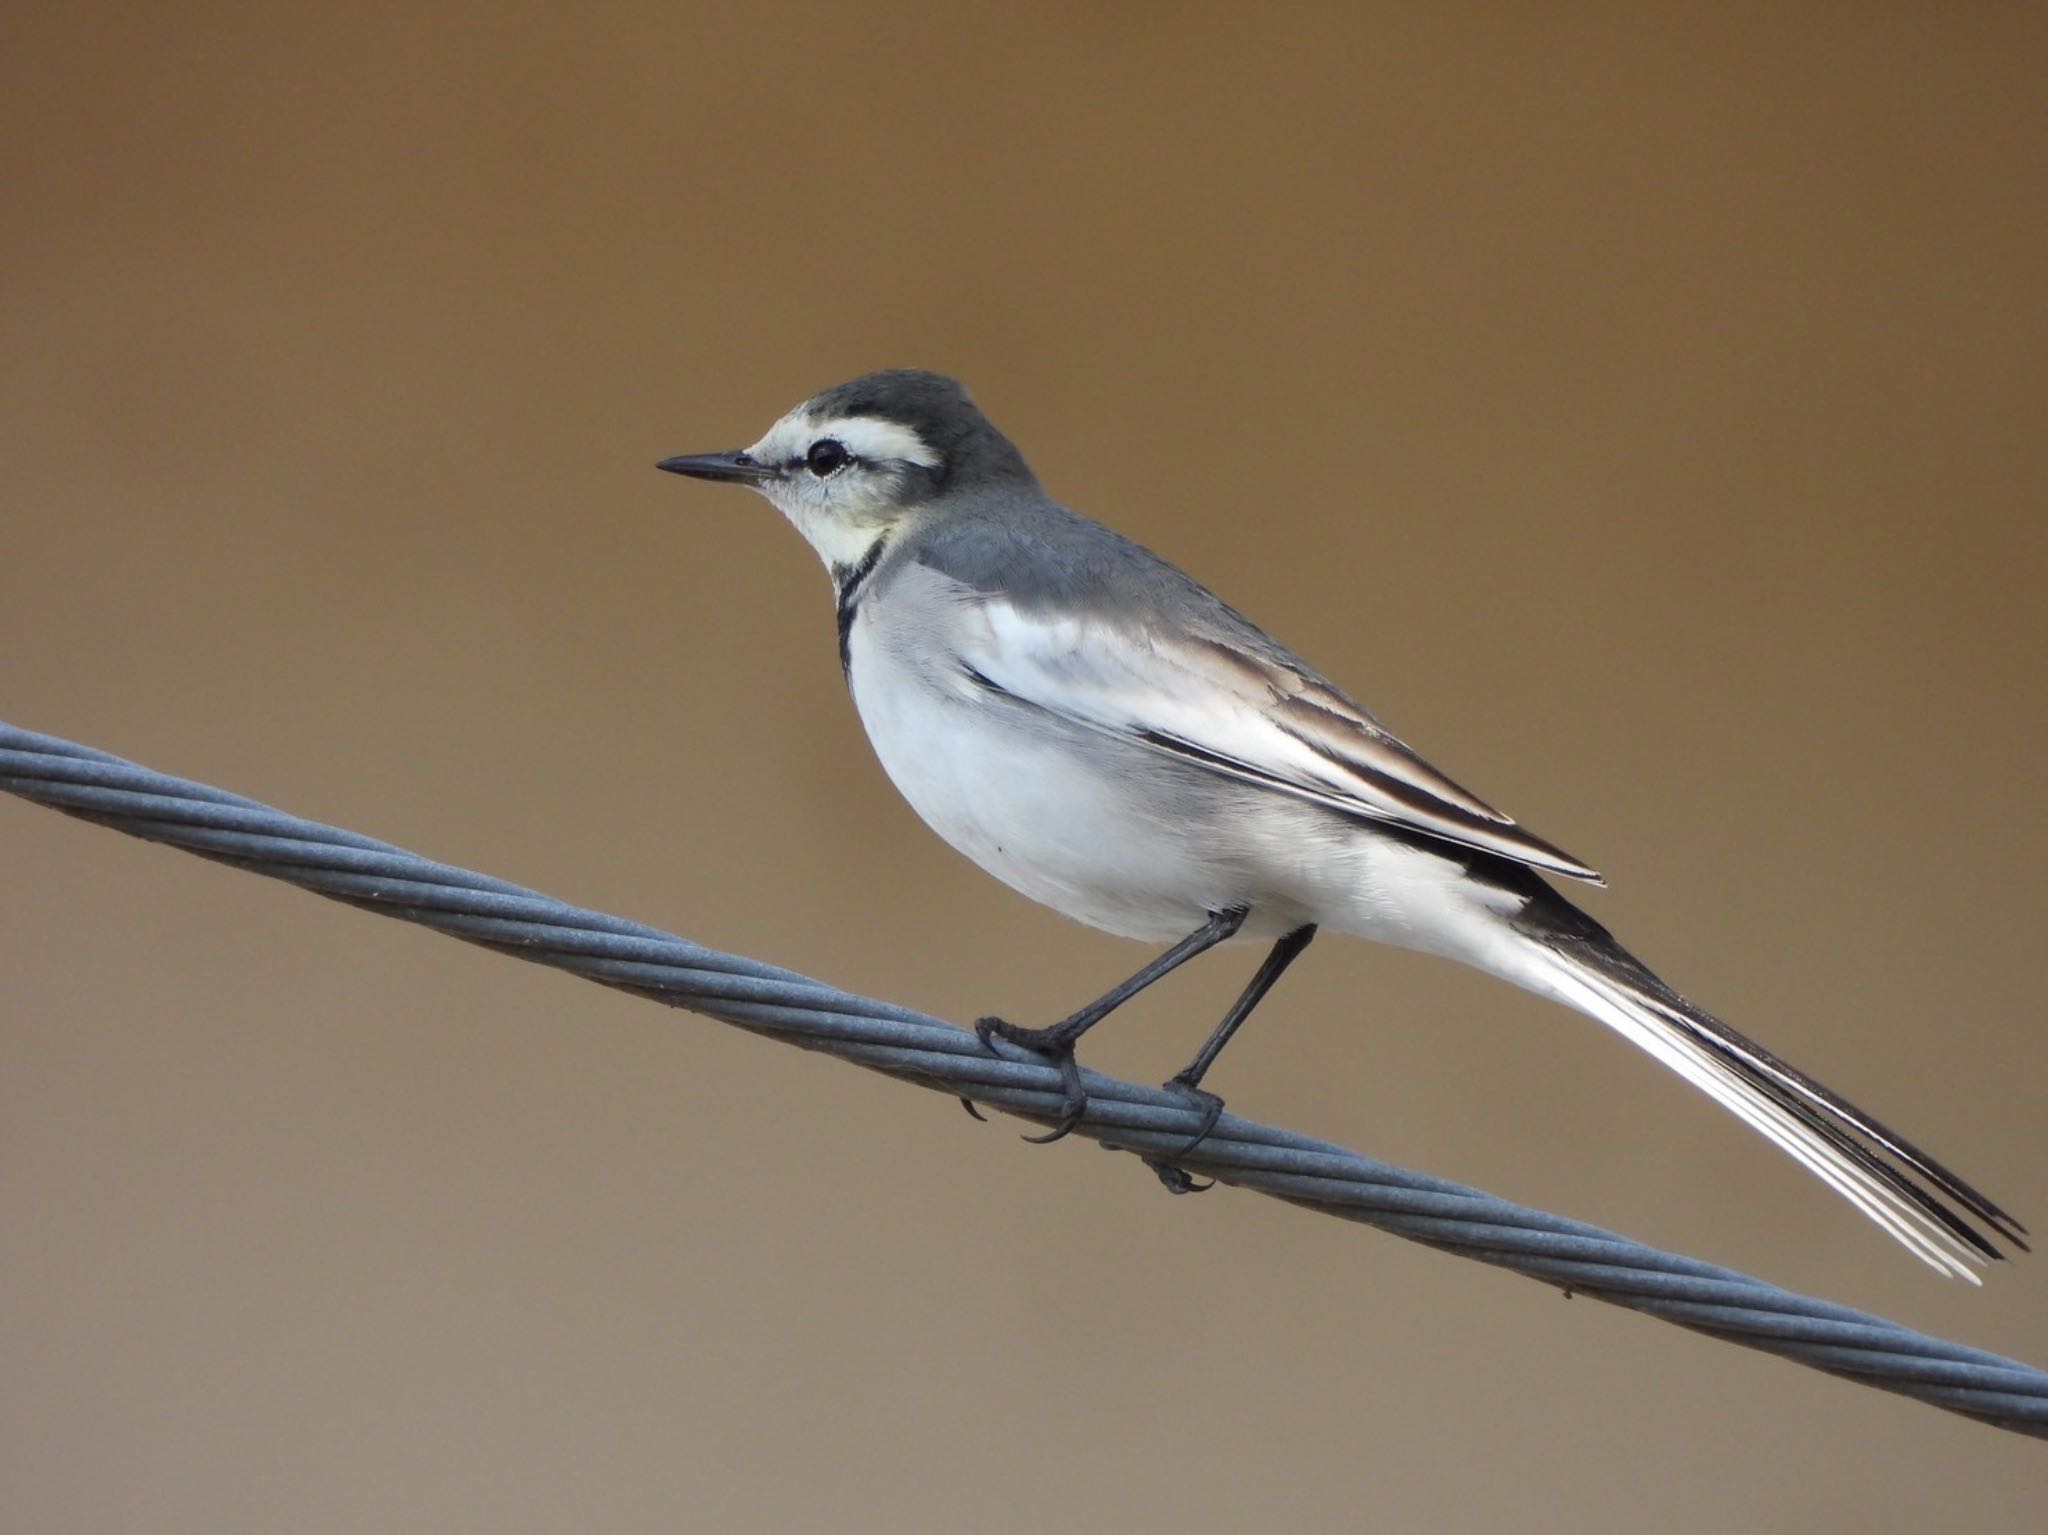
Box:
left=1506, top=892, right=2027, bottom=1281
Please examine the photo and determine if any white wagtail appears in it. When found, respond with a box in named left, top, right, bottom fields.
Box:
left=659, top=369, right=2022, bottom=1279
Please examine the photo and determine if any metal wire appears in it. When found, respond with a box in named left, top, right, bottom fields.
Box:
left=4, top=718, right=2043, bottom=1438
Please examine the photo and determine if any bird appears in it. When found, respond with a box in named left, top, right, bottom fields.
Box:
left=657, top=368, right=2023, bottom=1280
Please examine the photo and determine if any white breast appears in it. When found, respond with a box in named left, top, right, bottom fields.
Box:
left=843, top=593, right=1240, bottom=941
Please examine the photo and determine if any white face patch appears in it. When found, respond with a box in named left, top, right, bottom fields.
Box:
left=746, top=411, right=940, bottom=474
left=741, top=409, right=942, bottom=571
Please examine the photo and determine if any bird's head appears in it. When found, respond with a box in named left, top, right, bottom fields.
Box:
left=658, top=369, right=1035, bottom=570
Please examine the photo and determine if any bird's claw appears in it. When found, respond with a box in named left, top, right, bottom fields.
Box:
left=1144, top=1158, right=1214, bottom=1194
left=976, top=1015, right=1091, bottom=1143
left=1020, top=1044, right=1088, bottom=1143
left=1161, top=1075, right=1226, bottom=1160
left=1136, top=1077, right=1226, bottom=1192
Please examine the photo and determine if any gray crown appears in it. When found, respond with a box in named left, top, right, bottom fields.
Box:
left=805, top=369, right=1037, bottom=488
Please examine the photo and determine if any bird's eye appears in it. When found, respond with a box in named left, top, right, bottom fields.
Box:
left=805, top=439, right=850, bottom=477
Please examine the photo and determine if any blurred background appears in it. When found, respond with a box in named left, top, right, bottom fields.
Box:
left=5, top=3, right=2046, bottom=1527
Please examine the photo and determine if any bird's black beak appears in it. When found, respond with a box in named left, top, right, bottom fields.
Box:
left=656, top=450, right=778, bottom=486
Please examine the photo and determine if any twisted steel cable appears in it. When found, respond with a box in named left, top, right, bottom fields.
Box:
left=3, top=719, right=2043, bottom=1439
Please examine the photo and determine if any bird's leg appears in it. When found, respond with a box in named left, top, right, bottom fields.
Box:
left=1147, top=923, right=1318, bottom=1191
left=975, top=905, right=1249, bottom=1144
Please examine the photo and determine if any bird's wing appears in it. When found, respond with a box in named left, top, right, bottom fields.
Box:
left=954, top=595, right=1604, bottom=884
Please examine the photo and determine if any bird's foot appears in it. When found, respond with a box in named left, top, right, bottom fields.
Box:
left=1137, top=1076, right=1227, bottom=1191
left=1162, top=1074, right=1226, bottom=1159
left=975, top=1015, right=1090, bottom=1143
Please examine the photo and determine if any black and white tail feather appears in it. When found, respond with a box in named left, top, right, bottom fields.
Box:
left=1521, top=894, right=2027, bottom=1281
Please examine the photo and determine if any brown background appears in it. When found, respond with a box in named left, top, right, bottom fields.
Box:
left=5, top=4, right=2046, bottom=1528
